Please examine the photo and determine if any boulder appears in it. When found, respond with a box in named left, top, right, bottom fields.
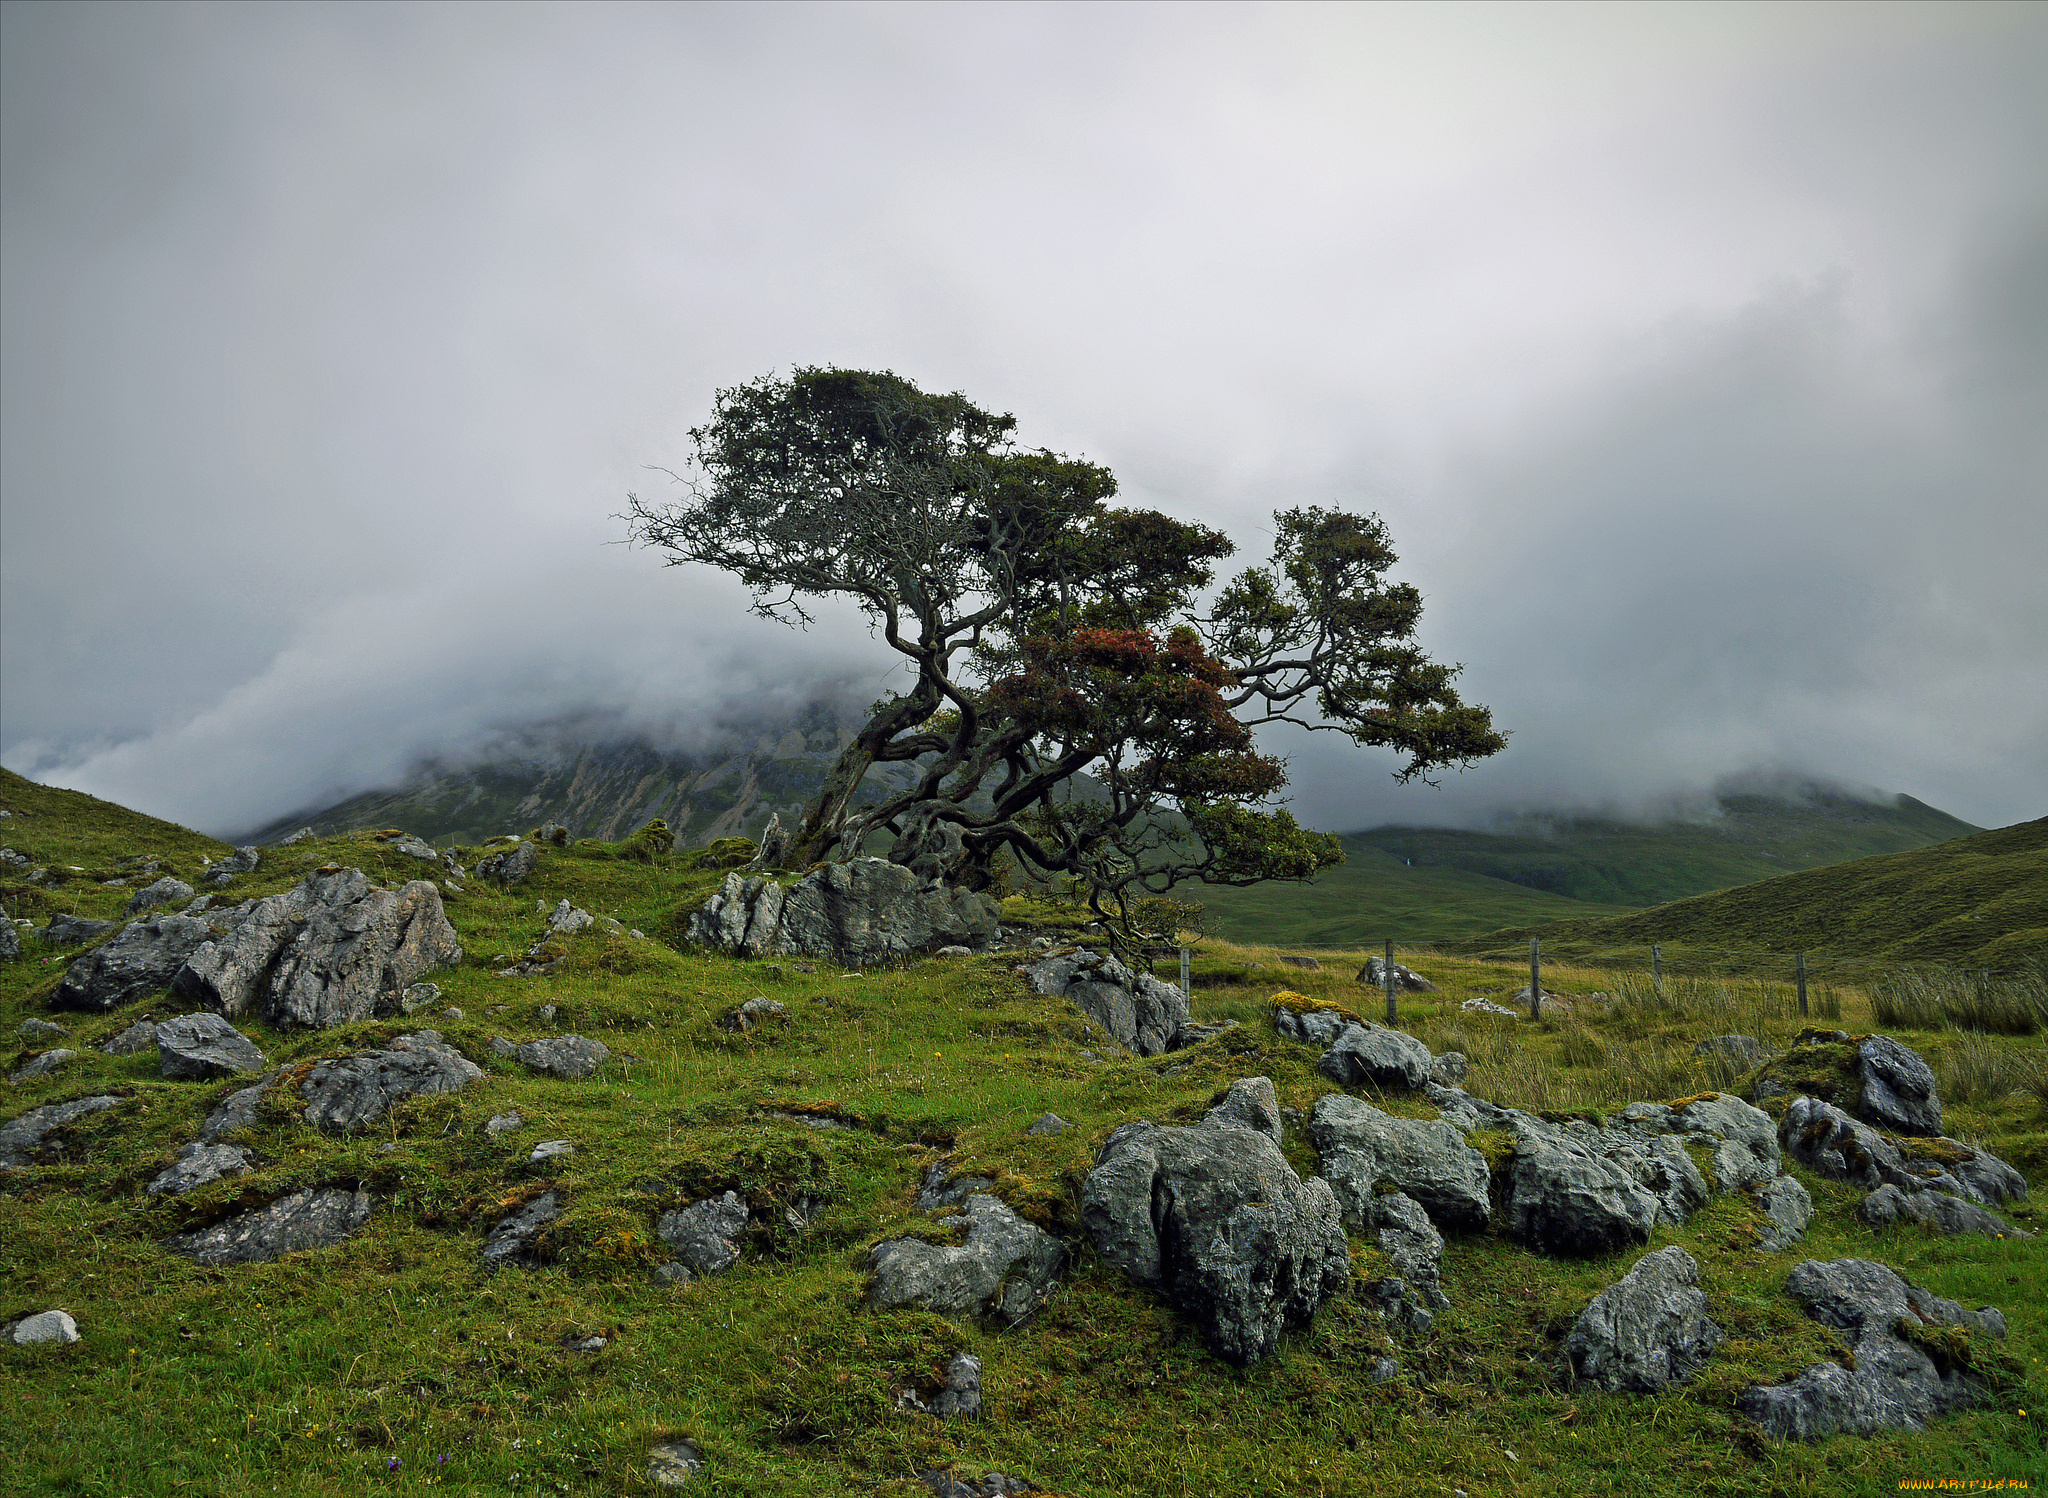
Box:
left=201, top=1078, right=273, bottom=1141
left=204, top=847, right=261, bottom=887
left=147, top=1141, right=255, bottom=1196
left=1616, top=1093, right=1780, bottom=1192
left=485, top=1110, right=523, bottom=1136
left=9, top=1048, right=79, bottom=1084
left=17, top=1018, right=68, bottom=1042
left=1856, top=1035, right=1943, bottom=1136
left=1859, top=1183, right=2031, bottom=1239
left=296, top=1032, right=485, bottom=1131
left=1501, top=1126, right=1660, bottom=1257
left=1308, top=1093, right=1492, bottom=1231
left=1019, top=948, right=1187, bottom=1057
left=1356, top=956, right=1437, bottom=992
left=10, top=1310, right=81, bottom=1345
left=51, top=913, right=218, bottom=1012
left=1364, top=1191, right=1449, bottom=1309
left=0, top=912, right=17, bottom=963
left=547, top=900, right=594, bottom=935
left=0, top=1095, right=121, bottom=1168
left=390, top=836, right=437, bottom=862
left=476, top=841, right=541, bottom=885
left=689, top=859, right=1002, bottom=968
left=1082, top=1117, right=1349, bottom=1364
left=1460, top=996, right=1518, bottom=1018
left=1025, top=1113, right=1071, bottom=1137
left=659, top=1191, right=751, bottom=1276
left=99, top=1019, right=158, bottom=1055
left=1754, top=1175, right=1816, bottom=1251
left=41, top=913, right=115, bottom=946
left=1739, top=1258, right=2009, bottom=1439
left=719, top=997, right=787, bottom=1033
left=1779, top=1095, right=2026, bottom=1207
left=1317, top=1021, right=1433, bottom=1091
left=647, top=1440, right=705, bottom=1488
left=155, top=1013, right=268, bottom=1080
left=867, top=1192, right=1064, bottom=1329
left=163, top=1188, right=372, bottom=1265
left=516, top=1035, right=610, bottom=1079
left=1748, top=1030, right=1944, bottom=1137
left=125, top=877, right=195, bottom=916
left=1203, top=1077, right=1283, bottom=1145
left=1271, top=1000, right=1349, bottom=1047
left=482, top=1191, right=563, bottom=1269
left=1563, top=1247, right=1723, bottom=1393
left=173, top=867, right=463, bottom=1028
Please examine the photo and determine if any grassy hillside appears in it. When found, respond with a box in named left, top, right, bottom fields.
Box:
left=1444, top=817, right=2048, bottom=978
left=3, top=789, right=2042, bottom=1495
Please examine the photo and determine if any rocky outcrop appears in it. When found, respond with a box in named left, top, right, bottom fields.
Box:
left=476, top=841, right=541, bottom=885
left=147, top=1142, right=255, bottom=1196
left=1317, top=1021, right=1434, bottom=1091
left=1779, top=1095, right=2027, bottom=1207
left=515, top=1035, right=610, bottom=1079
left=689, top=860, right=1002, bottom=968
left=205, top=847, right=261, bottom=887
left=483, top=1191, right=563, bottom=1269
left=1356, top=956, right=1437, bottom=992
left=0, top=1095, right=121, bottom=1168
left=51, top=913, right=219, bottom=1012
left=155, top=1013, right=268, bottom=1080
left=9, top=1310, right=81, bottom=1344
left=866, top=1193, right=1064, bottom=1329
left=42, top=913, right=116, bottom=946
left=0, top=908, right=18, bottom=963
left=1855, top=1036, right=1943, bottom=1136
left=202, top=1078, right=272, bottom=1141
left=296, top=1032, right=485, bottom=1131
left=10, top=1049, right=79, bottom=1084
left=659, top=1191, right=752, bottom=1277
left=163, top=1188, right=372, bottom=1265
left=1308, top=1094, right=1492, bottom=1231
left=1502, top=1124, right=1663, bottom=1257
left=1749, top=1030, right=1945, bottom=1137
left=1615, top=1093, right=1781, bottom=1192
left=1020, top=949, right=1188, bottom=1057
left=1754, top=1175, right=1816, bottom=1251
left=1362, top=1190, right=1449, bottom=1310
left=1204, top=1077, right=1283, bottom=1144
left=125, top=877, right=195, bottom=916
left=1082, top=1108, right=1350, bottom=1364
left=1860, top=1183, right=2030, bottom=1239
left=1563, top=1247, right=1723, bottom=1392
left=1739, top=1259, right=2009, bottom=1439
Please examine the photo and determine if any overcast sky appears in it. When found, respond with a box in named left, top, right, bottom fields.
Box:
left=3, top=1, right=2043, bottom=838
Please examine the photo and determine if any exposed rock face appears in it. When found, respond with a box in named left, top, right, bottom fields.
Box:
left=163, top=1188, right=372, bottom=1265
left=0, top=1095, right=121, bottom=1168
left=125, top=877, right=195, bottom=915
left=1082, top=1114, right=1350, bottom=1365
left=1754, top=1175, right=1816, bottom=1251
left=1856, top=1036, right=1943, bottom=1136
left=202, top=1078, right=272, bottom=1141
left=0, top=909, right=17, bottom=963
left=1615, top=1093, right=1781, bottom=1192
left=1860, top=1183, right=2030, bottom=1239
left=1502, top=1126, right=1662, bottom=1256
left=1779, top=1096, right=2027, bottom=1207
left=659, top=1191, right=752, bottom=1277
left=1020, top=948, right=1188, bottom=1057
left=100, top=1019, right=159, bottom=1055
left=916, top=1164, right=996, bottom=1212
left=689, top=860, right=1002, bottom=968
left=205, top=847, right=260, bottom=887
left=1271, top=1001, right=1349, bottom=1047
left=867, top=1193, right=1064, bottom=1329
left=476, top=841, right=541, bottom=885
left=1364, top=1191, right=1449, bottom=1309
left=932, top=1352, right=982, bottom=1418
left=1739, top=1259, right=2009, bottom=1440
left=10, top=1048, right=79, bottom=1083
left=482, top=1191, right=562, bottom=1269
left=1317, top=1021, right=1434, bottom=1091
left=1308, top=1094, right=1492, bottom=1231
left=147, top=1142, right=255, bottom=1196
left=155, top=1013, right=268, bottom=1080
left=1563, top=1247, right=1723, bottom=1393
left=1203, top=1077, right=1282, bottom=1145
left=174, top=868, right=463, bottom=1028
left=1356, top=956, right=1437, bottom=992
left=51, top=913, right=218, bottom=1012
left=42, top=913, right=116, bottom=946
left=516, top=1035, right=610, bottom=1079
left=296, top=1032, right=485, bottom=1131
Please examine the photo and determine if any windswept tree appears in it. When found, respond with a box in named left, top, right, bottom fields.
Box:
left=624, top=367, right=1504, bottom=937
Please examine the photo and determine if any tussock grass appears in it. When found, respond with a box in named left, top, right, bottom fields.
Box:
left=1872, top=964, right=2048, bottom=1036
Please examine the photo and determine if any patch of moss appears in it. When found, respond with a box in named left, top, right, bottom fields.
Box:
left=1666, top=1092, right=1723, bottom=1110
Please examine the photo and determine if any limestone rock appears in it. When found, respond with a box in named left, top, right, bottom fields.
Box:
left=1203, top=1076, right=1283, bottom=1145
left=485, top=1110, right=523, bottom=1137
left=1308, top=1093, right=1492, bottom=1231
left=1617, top=1093, right=1780, bottom=1192
left=917, top=1164, right=996, bottom=1212
left=42, top=913, right=115, bottom=947
left=1366, top=1191, right=1449, bottom=1308
left=1025, top=1113, right=1071, bottom=1137
left=719, top=997, right=787, bottom=1033
left=51, top=913, right=218, bottom=1012
left=125, top=877, right=195, bottom=916
left=482, top=1191, right=563, bottom=1269
left=1857, top=1035, right=1942, bottom=1136
left=10, top=1310, right=80, bottom=1345
left=1082, top=1119, right=1349, bottom=1365
left=201, top=1078, right=273, bottom=1141
left=1755, top=1174, right=1816, bottom=1251
left=1429, top=1051, right=1468, bottom=1087
left=647, top=1439, right=704, bottom=1488
left=147, top=1141, right=255, bottom=1196
left=296, top=1032, right=485, bottom=1131
left=17, top=1018, right=68, bottom=1042
left=1271, top=1001, right=1349, bottom=1047
left=99, top=1019, right=158, bottom=1055
left=0, top=915, right=20, bottom=963
left=688, top=859, right=1002, bottom=968
left=1739, top=1258, right=2008, bottom=1439
left=1317, top=1021, right=1433, bottom=1091
left=1779, top=1096, right=2025, bottom=1207
left=517, top=1035, right=610, bottom=1079
left=1356, top=956, right=1437, bottom=992
left=867, top=1192, right=1064, bottom=1329
left=205, top=847, right=260, bottom=887
left=163, top=1188, right=371, bottom=1265
left=1459, top=996, right=1518, bottom=1018
left=547, top=900, right=594, bottom=936
left=155, top=1013, right=268, bottom=1080
left=1860, top=1183, right=2031, bottom=1239
left=1020, top=948, right=1187, bottom=1056
left=9, top=1048, right=79, bottom=1084
left=0, top=1095, right=121, bottom=1168
left=659, top=1191, right=751, bottom=1276
left=476, top=841, right=541, bottom=885
left=1563, top=1247, right=1723, bottom=1393
left=1502, top=1126, right=1660, bottom=1257
left=933, top=1351, right=982, bottom=1418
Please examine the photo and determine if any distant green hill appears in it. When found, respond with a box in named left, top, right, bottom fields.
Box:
left=1441, top=816, right=2048, bottom=974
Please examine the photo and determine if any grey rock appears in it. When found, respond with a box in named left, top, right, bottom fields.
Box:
left=1025, top=1113, right=1071, bottom=1137
left=917, top=1164, right=996, bottom=1211
left=1857, top=1035, right=1942, bottom=1136
left=201, top=1078, right=272, bottom=1141
left=16, top=1018, right=66, bottom=1042
left=9, top=1048, right=79, bottom=1083
left=538, top=1004, right=557, bottom=1022
left=1755, top=1174, right=1816, bottom=1251
left=0, top=1094, right=121, bottom=1168
left=1860, top=1183, right=2031, bottom=1239
left=1366, top=1191, right=1449, bottom=1308
left=99, top=1019, right=158, bottom=1056
left=204, top=847, right=261, bottom=887
left=156, top=1013, right=268, bottom=1080
left=658, top=1190, right=750, bottom=1276
left=440, top=1007, right=463, bottom=1022
left=1203, top=1076, right=1283, bottom=1145
left=147, top=1141, right=255, bottom=1196
left=279, top=828, right=316, bottom=845
left=485, top=1110, right=524, bottom=1136
left=867, top=1192, right=1064, bottom=1329
left=1309, top=1093, right=1492, bottom=1231
left=1618, top=1093, right=1781, bottom=1192
left=390, top=836, right=437, bottom=862
left=547, top=899, right=594, bottom=935
left=920, top=1471, right=1041, bottom=1498
left=719, top=996, right=787, bottom=1033
left=934, top=1351, right=982, bottom=1418
left=1019, top=948, right=1187, bottom=1056
left=173, top=868, right=463, bottom=1029
left=1362, top=1274, right=1434, bottom=1334
left=935, top=945, right=974, bottom=958
left=647, top=1439, right=704, bottom=1487
left=689, top=859, right=1002, bottom=967
left=1780, top=1095, right=2025, bottom=1207
left=1564, top=1246, right=1723, bottom=1392
left=1693, top=1034, right=1774, bottom=1070
left=1739, top=1258, right=2008, bottom=1439
left=516, top=1034, right=610, bottom=1079
left=654, top=1262, right=691, bottom=1284
left=296, top=1032, right=484, bottom=1131
left=0, top=917, right=15, bottom=964
left=1460, top=995, right=1518, bottom=1018
left=41, top=913, right=116, bottom=947
left=163, top=1188, right=371, bottom=1264
left=481, top=1190, right=562, bottom=1269
left=125, top=877, right=196, bottom=916
left=399, top=982, right=442, bottom=1015
left=11, top=1310, right=81, bottom=1345
left=1370, top=1355, right=1400, bottom=1384
left=529, top=1139, right=574, bottom=1163
left=475, top=841, right=541, bottom=885
left=1429, top=1051, right=1468, bottom=1086
left=749, top=810, right=791, bottom=870
left=1082, top=1120, right=1349, bottom=1365
left=1356, top=955, right=1438, bottom=992
left=1271, top=1002, right=1350, bottom=1047
left=52, top=913, right=219, bottom=1012
left=1502, top=1126, right=1660, bottom=1257
left=489, top=1036, right=517, bottom=1058
left=1317, top=1021, right=1433, bottom=1091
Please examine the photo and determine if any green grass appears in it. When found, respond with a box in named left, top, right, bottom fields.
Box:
left=2, top=775, right=2044, bottom=1495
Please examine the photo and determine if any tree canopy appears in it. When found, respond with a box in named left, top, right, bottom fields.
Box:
left=624, top=366, right=1505, bottom=939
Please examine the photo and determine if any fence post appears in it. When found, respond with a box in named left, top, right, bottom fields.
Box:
left=1796, top=952, right=1808, bottom=1020
left=1385, top=939, right=1398, bottom=1027
left=1530, top=938, right=1542, bottom=1020
left=1651, top=944, right=1663, bottom=994
left=1180, top=946, right=1191, bottom=1004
